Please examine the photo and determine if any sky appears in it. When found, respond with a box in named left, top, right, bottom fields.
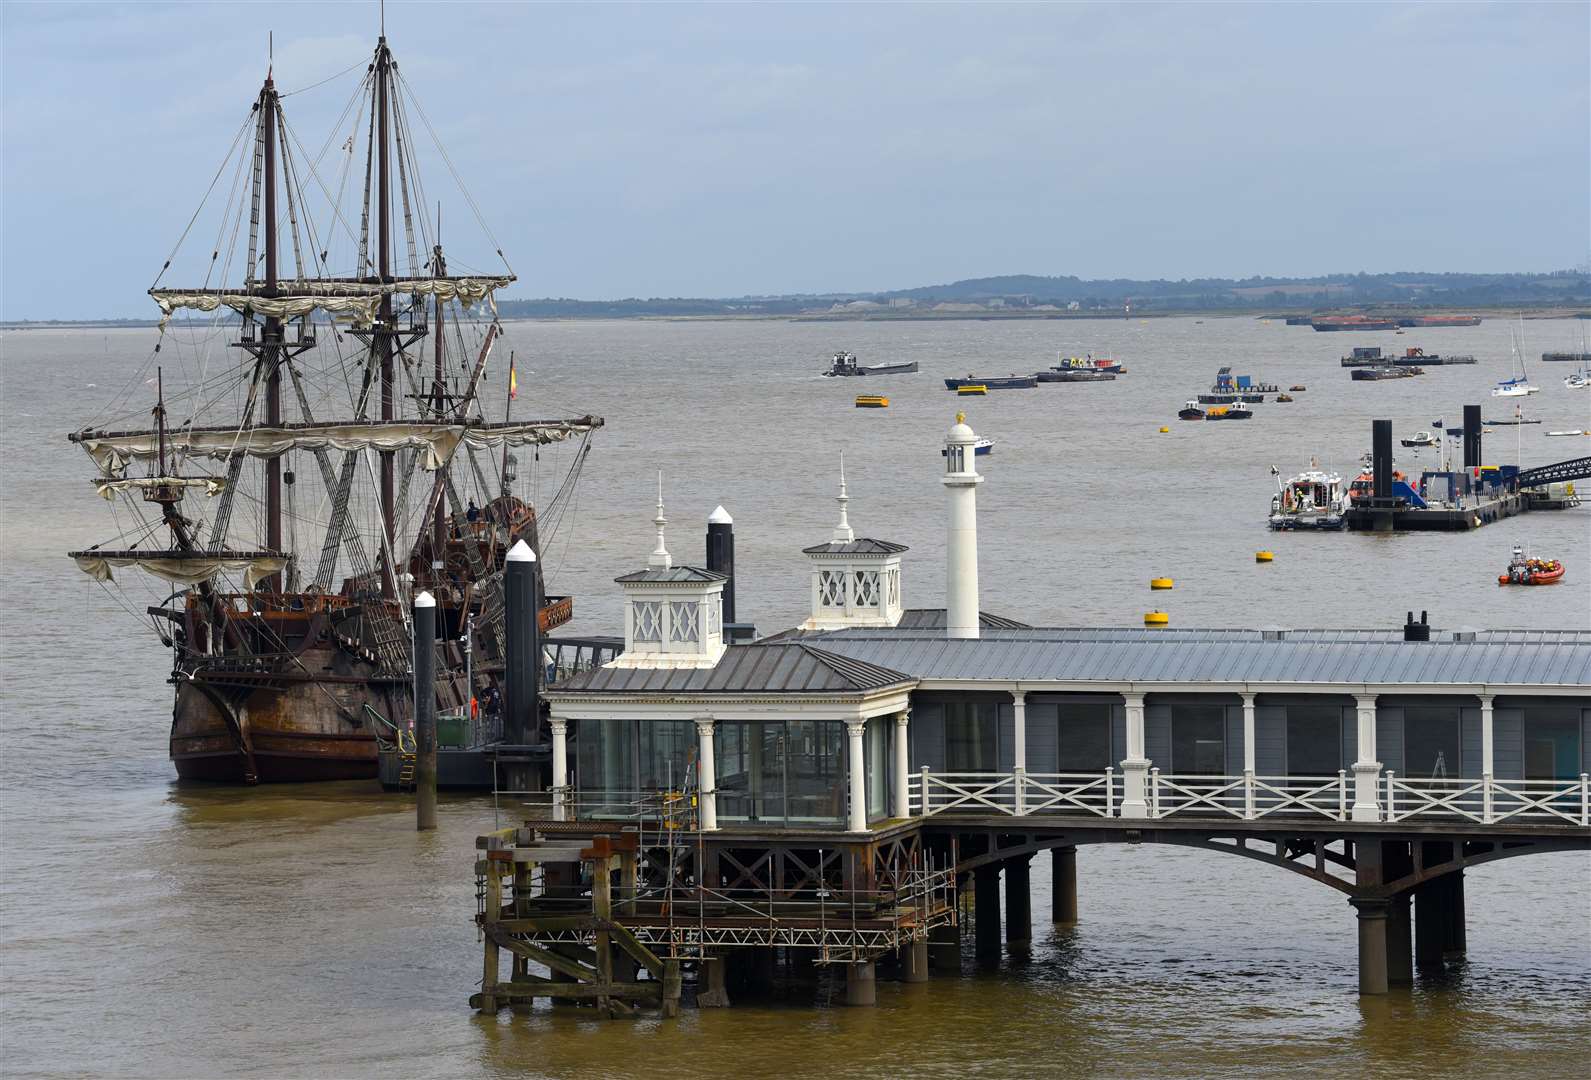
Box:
left=1, top=0, right=1588, bottom=320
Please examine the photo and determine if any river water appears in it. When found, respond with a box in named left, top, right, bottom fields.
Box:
left=2, top=316, right=1588, bottom=1078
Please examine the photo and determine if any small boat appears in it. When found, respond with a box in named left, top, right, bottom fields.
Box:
left=1206, top=402, right=1253, bottom=420
left=1037, top=368, right=1116, bottom=383
left=944, top=374, right=1038, bottom=390
left=1208, top=366, right=1277, bottom=396
left=1491, top=376, right=1538, bottom=398
left=956, top=384, right=987, bottom=396
left=1053, top=354, right=1124, bottom=374
left=1351, top=365, right=1423, bottom=381
left=825, top=351, right=918, bottom=377
left=1486, top=415, right=1541, bottom=426
left=1269, top=465, right=1347, bottom=530
left=1289, top=385, right=1307, bottom=392
left=1400, top=430, right=1438, bottom=448
left=854, top=395, right=889, bottom=408
left=1564, top=369, right=1589, bottom=390
left=1547, top=430, right=1586, bottom=437
left=1178, top=400, right=1205, bottom=421
left=942, top=436, right=994, bottom=457
left=1498, top=546, right=1564, bottom=586
left=1275, top=393, right=1294, bottom=403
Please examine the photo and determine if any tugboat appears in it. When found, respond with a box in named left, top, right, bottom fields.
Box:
left=1498, top=546, right=1565, bottom=586
left=1269, top=464, right=1348, bottom=530
left=1178, top=401, right=1206, bottom=421
left=1289, top=384, right=1307, bottom=392
left=1275, top=393, right=1294, bottom=403
left=1053, top=354, right=1125, bottom=374
left=1400, top=430, right=1438, bottom=448
left=1205, top=402, right=1253, bottom=420
left=824, top=351, right=918, bottom=377
left=944, top=374, right=1038, bottom=390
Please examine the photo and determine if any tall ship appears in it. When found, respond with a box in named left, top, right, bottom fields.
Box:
left=66, top=34, right=601, bottom=783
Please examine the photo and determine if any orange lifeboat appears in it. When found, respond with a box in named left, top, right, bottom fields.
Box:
left=1498, top=546, right=1566, bottom=586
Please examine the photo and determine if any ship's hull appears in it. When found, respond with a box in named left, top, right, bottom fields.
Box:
left=944, top=376, right=1038, bottom=390
left=828, top=361, right=919, bottom=376
left=1397, top=316, right=1481, bottom=327
left=1313, top=319, right=1399, bottom=331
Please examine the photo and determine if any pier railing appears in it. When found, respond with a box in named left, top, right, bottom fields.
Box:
left=908, top=768, right=1589, bottom=826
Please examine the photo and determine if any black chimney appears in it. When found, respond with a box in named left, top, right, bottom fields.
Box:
left=705, top=506, right=735, bottom=625
left=1463, top=404, right=1482, bottom=469
left=1403, top=610, right=1430, bottom=642
left=1372, top=419, right=1393, bottom=500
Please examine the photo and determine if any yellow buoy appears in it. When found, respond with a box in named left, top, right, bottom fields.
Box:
left=1150, top=577, right=1173, bottom=590
left=957, top=384, right=987, bottom=396
left=1255, top=551, right=1275, bottom=563
left=1144, top=611, right=1170, bottom=626
left=1158, top=426, right=1170, bottom=433
left=854, top=395, right=889, bottom=408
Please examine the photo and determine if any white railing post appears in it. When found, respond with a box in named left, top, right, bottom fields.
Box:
left=1243, top=769, right=1256, bottom=820
left=1483, top=772, right=1494, bottom=824
left=920, top=766, right=932, bottom=815
left=1149, top=766, right=1162, bottom=819
left=1337, top=769, right=1347, bottom=821
left=1351, top=693, right=1382, bottom=822
left=1385, top=769, right=1396, bottom=823
left=1014, top=765, right=1027, bottom=816
left=1105, top=766, right=1116, bottom=818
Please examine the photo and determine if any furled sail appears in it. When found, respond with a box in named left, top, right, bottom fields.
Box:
left=73, top=418, right=604, bottom=476
left=149, top=276, right=514, bottom=330
left=94, top=476, right=226, bottom=500
left=70, top=549, right=289, bottom=588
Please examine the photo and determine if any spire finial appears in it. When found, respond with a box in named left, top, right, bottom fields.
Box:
left=649, top=471, right=672, bottom=569
left=956, top=411, right=965, bottom=424
left=832, top=452, right=854, bottom=543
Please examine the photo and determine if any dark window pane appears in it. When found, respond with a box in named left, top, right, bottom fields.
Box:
left=575, top=718, right=636, bottom=814
left=945, top=701, right=998, bottom=771
left=1522, top=706, right=1582, bottom=780
left=787, top=719, right=845, bottom=825
left=1404, top=706, right=1460, bottom=780
left=638, top=721, right=696, bottom=792
left=1172, top=705, right=1225, bottom=775
left=865, top=717, right=889, bottom=820
left=1287, top=706, right=1342, bottom=776
left=1057, top=703, right=1112, bottom=772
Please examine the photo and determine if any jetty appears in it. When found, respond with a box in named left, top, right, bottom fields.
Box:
left=460, top=416, right=1589, bottom=1018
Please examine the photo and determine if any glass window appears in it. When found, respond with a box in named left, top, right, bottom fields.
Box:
left=1287, top=705, right=1342, bottom=777
left=945, top=700, right=997, bottom=771
left=714, top=720, right=845, bottom=827
left=575, top=718, right=636, bottom=815
left=1404, top=706, right=1460, bottom=780
left=786, top=720, right=846, bottom=825
left=865, top=717, right=888, bottom=820
left=1522, top=706, right=1582, bottom=780
left=1172, top=705, right=1225, bottom=776
left=1057, top=703, right=1112, bottom=772
left=639, top=720, right=696, bottom=793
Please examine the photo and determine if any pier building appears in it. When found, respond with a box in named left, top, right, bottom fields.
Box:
left=473, top=415, right=1590, bottom=1017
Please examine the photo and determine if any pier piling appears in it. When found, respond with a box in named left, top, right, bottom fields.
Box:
left=1004, top=856, right=1032, bottom=948
left=1388, top=894, right=1413, bottom=986
left=697, top=954, right=731, bottom=1007
left=1415, top=880, right=1447, bottom=971
left=974, top=864, right=1002, bottom=960
left=413, top=591, right=437, bottom=831
left=1443, top=871, right=1467, bottom=959
left=1350, top=897, right=1390, bottom=995
left=928, top=920, right=960, bottom=971
left=502, top=541, right=540, bottom=795
left=845, top=961, right=877, bottom=1006
left=902, top=939, right=929, bottom=983
left=1053, top=846, right=1078, bottom=926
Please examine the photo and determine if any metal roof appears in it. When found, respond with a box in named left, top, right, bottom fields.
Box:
left=794, top=627, right=1591, bottom=688
left=614, top=566, right=727, bottom=584
left=893, top=608, right=1032, bottom=631
left=801, top=538, right=909, bottom=555
left=546, top=642, right=914, bottom=697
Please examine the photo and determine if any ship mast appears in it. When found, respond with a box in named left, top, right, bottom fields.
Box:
left=431, top=207, right=447, bottom=586
left=376, top=35, right=397, bottom=594
left=261, top=65, right=284, bottom=592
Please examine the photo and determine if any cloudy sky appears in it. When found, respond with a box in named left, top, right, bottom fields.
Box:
left=2, top=1, right=1587, bottom=319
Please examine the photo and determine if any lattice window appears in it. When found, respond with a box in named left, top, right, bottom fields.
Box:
left=669, top=601, right=699, bottom=643
left=820, top=569, right=845, bottom=607
left=854, top=570, right=880, bottom=607
left=886, top=567, right=900, bottom=608
left=707, top=598, right=721, bottom=638
left=634, top=601, right=661, bottom=642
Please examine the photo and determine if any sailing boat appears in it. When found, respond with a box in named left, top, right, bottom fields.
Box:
left=1492, top=319, right=1539, bottom=397
left=67, top=34, right=602, bottom=783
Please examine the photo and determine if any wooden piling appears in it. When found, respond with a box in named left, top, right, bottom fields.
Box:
left=480, top=857, right=502, bottom=1012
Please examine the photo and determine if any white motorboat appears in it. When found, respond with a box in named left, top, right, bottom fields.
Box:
left=1565, top=369, right=1589, bottom=390
left=1491, top=376, right=1538, bottom=398
left=1268, top=464, right=1348, bottom=530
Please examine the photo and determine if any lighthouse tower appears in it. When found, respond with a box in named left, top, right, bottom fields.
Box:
left=942, top=412, right=982, bottom=640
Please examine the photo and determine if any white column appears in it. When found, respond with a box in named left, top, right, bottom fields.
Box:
left=1120, top=692, right=1149, bottom=818
left=1480, top=694, right=1495, bottom=823
left=549, top=718, right=569, bottom=821
left=892, top=712, right=911, bottom=819
left=1012, top=688, right=1028, bottom=815
left=1241, top=692, right=1257, bottom=820
left=846, top=719, right=868, bottom=832
left=695, top=717, right=718, bottom=831
left=943, top=417, right=983, bottom=640
left=1351, top=694, right=1381, bottom=822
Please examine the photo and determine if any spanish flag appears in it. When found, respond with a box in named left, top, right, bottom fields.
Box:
left=508, top=359, right=518, bottom=400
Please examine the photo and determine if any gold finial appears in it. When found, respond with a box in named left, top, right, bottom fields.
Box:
left=956, top=411, right=965, bottom=424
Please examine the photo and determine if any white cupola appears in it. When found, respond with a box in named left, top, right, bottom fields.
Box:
left=801, top=454, right=907, bottom=631
left=608, top=474, right=728, bottom=669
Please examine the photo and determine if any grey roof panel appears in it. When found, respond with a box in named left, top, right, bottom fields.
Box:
left=614, top=565, right=728, bottom=584
left=801, top=538, right=910, bottom=555
left=547, top=641, right=915, bottom=697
